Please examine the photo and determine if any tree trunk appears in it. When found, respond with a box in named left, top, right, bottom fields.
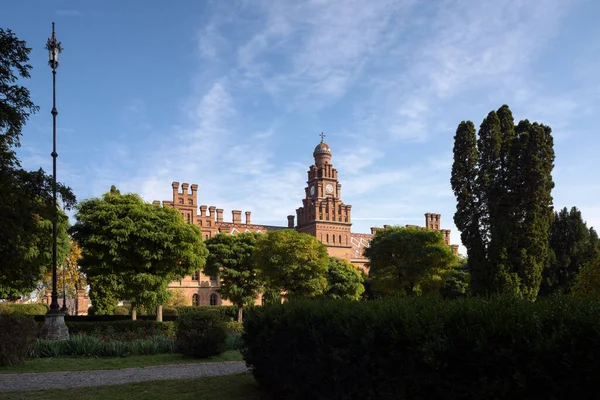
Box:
left=74, top=282, right=79, bottom=316
left=131, top=304, right=137, bottom=321
left=157, top=304, right=163, bottom=322
left=237, top=305, right=243, bottom=323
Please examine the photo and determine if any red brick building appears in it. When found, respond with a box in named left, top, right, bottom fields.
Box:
left=155, top=137, right=458, bottom=306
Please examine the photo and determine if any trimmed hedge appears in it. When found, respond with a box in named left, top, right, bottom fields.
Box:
left=0, top=315, right=39, bottom=366
left=175, top=305, right=239, bottom=321
left=243, top=296, right=600, bottom=400
left=34, top=314, right=178, bottom=323
left=0, top=303, right=49, bottom=315
left=65, top=320, right=175, bottom=338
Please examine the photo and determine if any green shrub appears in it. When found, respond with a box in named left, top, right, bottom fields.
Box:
left=226, top=333, right=244, bottom=350
left=175, top=311, right=228, bottom=358
left=31, top=339, right=67, bottom=358
left=68, top=334, right=103, bottom=356
left=243, top=296, right=600, bottom=400
left=225, top=321, right=243, bottom=334
left=175, top=305, right=238, bottom=321
left=113, top=306, right=130, bottom=315
left=0, top=315, right=39, bottom=366
left=0, top=303, right=49, bottom=315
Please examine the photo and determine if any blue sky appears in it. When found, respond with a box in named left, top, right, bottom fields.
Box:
left=3, top=0, right=600, bottom=254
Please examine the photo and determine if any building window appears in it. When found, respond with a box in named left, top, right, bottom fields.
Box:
left=332, top=235, right=335, bottom=244
left=192, top=294, right=199, bottom=306
left=209, top=275, right=218, bottom=282
left=192, top=271, right=199, bottom=281
left=326, top=234, right=329, bottom=243
left=210, top=293, right=218, bottom=306
left=339, top=235, right=342, bottom=244
left=187, top=213, right=191, bottom=224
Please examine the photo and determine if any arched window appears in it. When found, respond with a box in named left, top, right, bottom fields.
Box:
left=210, top=293, right=218, bottom=306
left=192, top=271, right=199, bottom=281
left=192, top=294, right=199, bottom=306
left=332, top=235, right=335, bottom=244
left=187, top=213, right=191, bottom=223
left=339, top=235, right=342, bottom=244
left=326, top=234, right=329, bottom=243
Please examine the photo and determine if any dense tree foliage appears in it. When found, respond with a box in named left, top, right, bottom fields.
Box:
left=0, top=28, right=75, bottom=299
left=440, top=256, right=470, bottom=299
left=539, top=207, right=600, bottom=296
left=254, top=229, right=329, bottom=298
left=204, top=232, right=263, bottom=322
left=571, top=255, right=600, bottom=297
left=323, top=257, right=365, bottom=300
left=166, top=288, right=189, bottom=307
left=87, top=274, right=122, bottom=316
left=451, top=105, right=555, bottom=300
left=365, top=226, right=457, bottom=296
left=70, top=186, right=208, bottom=319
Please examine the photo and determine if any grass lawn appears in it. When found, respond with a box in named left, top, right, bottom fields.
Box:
left=0, top=350, right=243, bottom=374
left=1, top=373, right=265, bottom=400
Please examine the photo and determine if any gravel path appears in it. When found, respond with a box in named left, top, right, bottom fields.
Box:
left=0, top=361, right=249, bottom=392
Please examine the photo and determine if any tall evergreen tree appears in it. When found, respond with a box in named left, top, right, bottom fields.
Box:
left=451, top=105, right=555, bottom=300
left=540, top=207, right=600, bottom=295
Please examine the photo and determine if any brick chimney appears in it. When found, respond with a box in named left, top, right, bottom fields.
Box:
left=245, top=211, right=251, bottom=224
left=287, top=215, right=295, bottom=228
left=232, top=210, right=242, bottom=224
left=216, top=209, right=224, bottom=222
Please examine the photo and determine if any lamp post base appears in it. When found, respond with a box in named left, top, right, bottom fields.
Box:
left=41, top=312, right=69, bottom=341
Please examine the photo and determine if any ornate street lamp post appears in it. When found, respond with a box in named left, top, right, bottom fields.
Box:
left=42, top=22, right=69, bottom=340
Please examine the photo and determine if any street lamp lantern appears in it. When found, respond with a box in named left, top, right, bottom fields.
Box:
left=47, top=23, right=61, bottom=69
left=41, top=22, right=69, bottom=340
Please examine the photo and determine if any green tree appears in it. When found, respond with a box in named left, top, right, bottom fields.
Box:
left=539, top=207, right=600, bottom=296
left=87, top=274, right=122, bottom=315
left=451, top=105, right=555, bottom=300
left=0, top=28, right=75, bottom=299
left=324, top=257, right=365, bottom=300
left=364, top=226, right=457, bottom=296
left=254, top=229, right=328, bottom=298
left=70, top=186, right=208, bottom=320
left=440, top=256, right=470, bottom=299
left=204, top=232, right=263, bottom=322
left=571, top=255, right=600, bottom=297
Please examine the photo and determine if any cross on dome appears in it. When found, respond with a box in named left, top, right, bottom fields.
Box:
left=319, top=132, right=326, bottom=142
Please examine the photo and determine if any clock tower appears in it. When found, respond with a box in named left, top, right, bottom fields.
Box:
left=296, top=134, right=353, bottom=259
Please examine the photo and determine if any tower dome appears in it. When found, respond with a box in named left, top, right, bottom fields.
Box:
left=313, top=133, right=332, bottom=167
left=313, top=140, right=332, bottom=156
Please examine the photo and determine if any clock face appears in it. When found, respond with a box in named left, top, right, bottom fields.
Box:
left=325, top=184, right=334, bottom=195
left=310, top=185, right=315, bottom=196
